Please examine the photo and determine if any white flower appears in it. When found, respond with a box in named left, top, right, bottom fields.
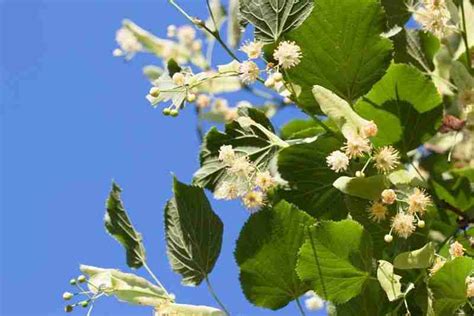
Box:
left=196, top=94, right=211, bottom=108
left=228, top=156, right=254, bottom=176
left=467, top=277, right=474, bottom=298
left=242, top=191, right=264, bottom=209
left=167, top=25, right=177, bottom=38
left=343, top=134, right=371, bottom=158
left=326, top=150, right=350, bottom=172
left=115, top=27, right=143, bottom=58
left=381, top=189, right=397, bottom=205
left=391, top=213, right=416, bottom=239
left=304, top=291, right=324, bottom=311
left=218, top=145, right=236, bottom=164
left=176, top=25, right=196, bottom=44
left=367, top=201, right=388, bottom=223
left=449, top=241, right=465, bottom=258
left=429, top=257, right=445, bottom=275
left=374, top=146, right=400, bottom=173
left=214, top=182, right=240, bottom=200
left=412, top=0, right=455, bottom=39
left=240, top=40, right=264, bottom=60
left=239, top=61, right=260, bottom=84
left=362, top=121, right=378, bottom=138
left=255, top=171, right=275, bottom=191
left=172, top=72, right=186, bottom=86
left=407, top=188, right=431, bottom=215
left=273, top=41, right=302, bottom=69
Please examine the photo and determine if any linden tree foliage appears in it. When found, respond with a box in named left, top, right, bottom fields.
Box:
left=64, top=0, right=474, bottom=315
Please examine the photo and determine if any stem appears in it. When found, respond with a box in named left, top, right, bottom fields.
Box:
left=142, top=261, right=171, bottom=297
left=307, top=226, right=328, bottom=300
left=295, top=297, right=307, bottom=316
left=205, top=277, right=230, bottom=315
left=195, top=106, right=204, bottom=142
left=460, top=0, right=472, bottom=70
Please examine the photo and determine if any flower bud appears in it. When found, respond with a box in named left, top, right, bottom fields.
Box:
left=381, top=189, right=396, bottom=205
left=186, top=93, right=197, bottom=103
left=172, top=72, right=185, bottom=86
left=264, top=77, right=275, bottom=88
left=77, top=275, right=86, bottom=283
left=163, top=108, right=171, bottom=116
left=384, top=234, right=393, bottom=243
left=362, top=121, right=378, bottom=138
left=69, top=278, right=77, bottom=286
left=355, top=171, right=365, bottom=178
left=273, top=72, right=283, bottom=82
left=170, top=109, right=179, bottom=117
left=79, top=300, right=89, bottom=308
left=417, top=220, right=425, bottom=228
left=65, top=305, right=73, bottom=313
left=149, top=87, right=160, bottom=98
left=62, top=292, right=74, bottom=301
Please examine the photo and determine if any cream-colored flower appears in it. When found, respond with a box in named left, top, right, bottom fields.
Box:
left=343, top=134, right=372, bottom=158
left=218, top=145, right=236, bottom=164
left=167, top=25, right=177, bottom=38
left=429, top=257, right=445, bottom=275
left=407, top=188, right=431, bottom=215
left=242, top=191, right=264, bottom=209
left=467, top=277, right=474, bottom=298
left=214, top=182, right=240, bottom=200
left=196, top=94, right=211, bottom=108
left=449, top=241, right=465, bottom=258
left=255, top=171, right=275, bottom=191
left=368, top=201, right=388, bottom=223
left=239, top=61, right=260, bottom=84
left=381, top=189, right=397, bottom=205
left=273, top=41, right=302, bottom=69
left=304, top=291, right=324, bottom=311
left=240, top=41, right=264, bottom=60
left=362, top=121, right=378, bottom=138
left=228, top=156, right=254, bottom=176
left=326, top=150, right=350, bottom=172
left=412, top=0, right=455, bottom=39
left=115, top=27, right=143, bottom=58
left=176, top=25, right=196, bottom=44
left=374, top=146, right=400, bottom=173
left=172, top=72, right=186, bottom=86
left=224, top=108, right=239, bottom=122
left=391, top=212, right=416, bottom=239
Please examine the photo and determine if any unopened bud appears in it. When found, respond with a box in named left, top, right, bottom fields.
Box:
left=439, top=115, right=466, bottom=133
left=172, top=72, right=185, bottom=86
left=417, top=220, right=425, bottom=228
left=192, top=18, right=205, bottom=28
left=149, top=87, right=160, bottom=98
left=355, top=171, right=365, bottom=178
left=362, top=121, right=378, bottom=138
left=62, top=292, right=74, bottom=301
left=65, top=305, right=73, bottom=313
left=170, top=109, right=179, bottom=117
left=163, top=108, right=171, bottom=116
left=264, top=77, right=275, bottom=88
left=79, top=300, right=89, bottom=308
left=77, top=275, right=86, bottom=283
left=69, top=279, right=77, bottom=286
left=167, top=25, right=177, bottom=38
left=384, top=234, right=393, bottom=243
left=273, top=72, right=283, bottom=82
left=186, top=93, right=196, bottom=103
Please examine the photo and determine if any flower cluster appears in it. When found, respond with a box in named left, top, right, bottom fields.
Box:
left=214, top=144, right=277, bottom=211
left=113, top=27, right=143, bottom=59
left=365, top=187, right=431, bottom=242
left=303, top=291, right=324, bottom=311
left=411, top=0, right=457, bottom=39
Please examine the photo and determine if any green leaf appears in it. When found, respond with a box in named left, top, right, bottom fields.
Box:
left=235, top=200, right=314, bottom=309
left=239, top=0, right=314, bottom=43
left=431, top=176, right=473, bottom=212
left=80, top=265, right=171, bottom=306
left=393, top=242, right=435, bottom=270
left=193, top=107, right=287, bottom=191
left=277, top=136, right=348, bottom=219
left=156, top=303, right=224, bottom=316
left=285, top=0, right=393, bottom=113
left=377, top=260, right=403, bottom=302
left=354, top=63, right=443, bottom=153
left=164, top=177, right=223, bottom=286
left=333, top=175, right=388, bottom=201
left=429, top=257, right=474, bottom=315
left=381, top=0, right=411, bottom=27
left=296, top=219, right=373, bottom=304
left=393, top=29, right=440, bottom=71
left=334, top=279, right=388, bottom=315
left=105, top=182, right=146, bottom=269
left=312, top=85, right=371, bottom=138
left=280, top=119, right=324, bottom=140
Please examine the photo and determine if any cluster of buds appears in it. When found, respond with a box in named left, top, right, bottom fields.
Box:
left=62, top=275, right=95, bottom=313
left=369, top=188, right=432, bottom=242
left=411, top=0, right=457, bottom=39
left=113, top=26, right=144, bottom=60
left=214, top=144, right=277, bottom=211
left=326, top=121, right=401, bottom=176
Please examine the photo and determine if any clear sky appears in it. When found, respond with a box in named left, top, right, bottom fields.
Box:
left=1, top=1, right=323, bottom=315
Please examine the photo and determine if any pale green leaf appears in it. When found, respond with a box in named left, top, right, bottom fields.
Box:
left=235, top=200, right=315, bottom=309
left=165, top=177, right=223, bottom=286
left=240, top=0, right=314, bottom=43
left=429, top=257, right=474, bottom=315
left=80, top=265, right=170, bottom=306
left=333, top=175, right=388, bottom=201
left=227, top=0, right=242, bottom=48
left=155, top=303, right=224, bottom=316
left=296, top=219, right=373, bottom=304
left=393, top=242, right=435, bottom=270
left=354, top=63, right=443, bottom=153
left=105, top=182, right=146, bottom=269
left=377, top=260, right=403, bottom=302
left=285, top=0, right=393, bottom=113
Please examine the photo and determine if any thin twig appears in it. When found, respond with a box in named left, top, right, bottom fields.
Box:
left=205, top=277, right=230, bottom=315
left=295, top=297, right=307, bottom=316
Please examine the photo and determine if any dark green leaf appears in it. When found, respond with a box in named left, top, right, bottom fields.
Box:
left=381, top=0, right=411, bottom=27
left=165, top=177, right=223, bottom=286
left=105, top=182, right=146, bottom=269
left=167, top=59, right=182, bottom=76
left=429, top=257, right=474, bottom=315
left=193, top=107, right=287, bottom=191
left=296, top=219, right=373, bottom=304
left=235, top=200, right=315, bottom=309
left=240, top=0, right=314, bottom=43
left=354, top=63, right=443, bottom=153
left=277, top=135, right=348, bottom=219
left=335, top=279, right=388, bottom=315
left=284, top=0, right=393, bottom=113
left=431, top=176, right=473, bottom=212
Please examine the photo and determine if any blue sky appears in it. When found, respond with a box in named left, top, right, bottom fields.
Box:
left=1, top=1, right=322, bottom=315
